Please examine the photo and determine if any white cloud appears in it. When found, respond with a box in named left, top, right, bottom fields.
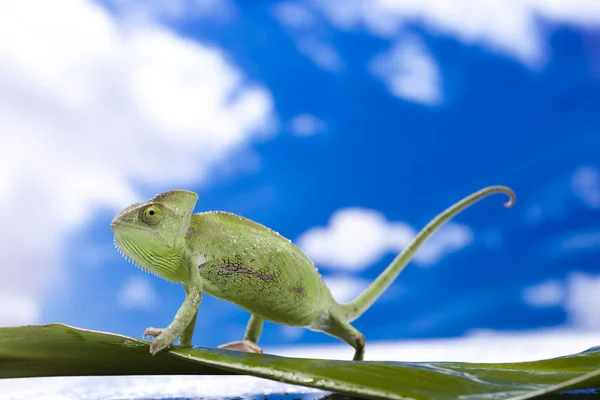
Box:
left=312, top=0, right=600, bottom=66
left=523, top=273, right=600, bottom=330
left=571, top=166, right=600, bottom=209
left=297, top=208, right=415, bottom=270
left=106, top=0, right=236, bottom=22
left=564, top=273, right=600, bottom=330
left=118, top=276, right=158, bottom=311
left=270, top=329, right=600, bottom=363
left=296, top=36, right=344, bottom=72
left=276, top=0, right=600, bottom=103
left=296, top=207, right=473, bottom=271
left=560, top=231, right=600, bottom=251
left=369, top=35, right=442, bottom=105
left=0, top=375, right=323, bottom=400
left=279, top=326, right=305, bottom=340
left=272, top=1, right=317, bottom=29
left=288, top=113, right=327, bottom=136
left=0, top=0, right=273, bottom=326
left=523, top=280, right=565, bottom=307
left=272, top=3, right=344, bottom=72
left=323, top=275, right=370, bottom=303
left=0, top=293, right=40, bottom=327
left=413, top=220, right=473, bottom=265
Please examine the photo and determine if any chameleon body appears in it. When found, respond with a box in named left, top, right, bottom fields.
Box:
left=111, top=186, right=515, bottom=360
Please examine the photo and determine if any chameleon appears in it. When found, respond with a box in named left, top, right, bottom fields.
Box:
left=111, top=185, right=515, bottom=360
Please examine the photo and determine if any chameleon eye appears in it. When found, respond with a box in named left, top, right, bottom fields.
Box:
left=140, top=205, right=163, bottom=226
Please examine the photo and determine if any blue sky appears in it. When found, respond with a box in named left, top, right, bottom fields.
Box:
left=0, top=0, right=599, bottom=353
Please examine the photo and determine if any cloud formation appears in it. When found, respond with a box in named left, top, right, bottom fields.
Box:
left=296, top=36, right=344, bottom=72
left=369, top=35, right=442, bottom=105
left=288, top=114, right=327, bottom=136
left=118, top=276, right=159, bottom=311
left=105, top=0, right=236, bottom=22
left=571, top=166, right=600, bottom=209
left=278, top=0, right=600, bottom=106
left=312, top=0, right=600, bottom=66
left=323, top=275, right=370, bottom=303
left=0, top=375, right=323, bottom=400
left=522, top=280, right=564, bottom=307
left=272, top=1, right=317, bottom=29
left=524, top=272, right=600, bottom=330
left=272, top=2, right=344, bottom=72
left=564, top=273, right=600, bottom=330
left=296, top=207, right=473, bottom=271
left=0, top=0, right=273, bottom=325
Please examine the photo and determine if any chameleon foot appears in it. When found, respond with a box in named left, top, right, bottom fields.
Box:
left=149, top=335, right=172, bottom=355
left=218, top=340, right=263, bottom=353
left=143, top=327, right=174, bottom=355
left=143, top=327, right=164, bottom=341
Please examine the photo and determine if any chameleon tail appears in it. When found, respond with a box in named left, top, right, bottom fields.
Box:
left=339, top=185, right=516, bottom=323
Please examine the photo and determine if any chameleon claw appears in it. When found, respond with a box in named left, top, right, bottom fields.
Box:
left=149, top=338, right=170, bottom=355
left=218, top=340, right=263, bottom=354
left=143, top=327, right=164, bottom=342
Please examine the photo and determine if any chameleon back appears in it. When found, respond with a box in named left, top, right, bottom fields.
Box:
left=186, top=211, right=333, bottom=326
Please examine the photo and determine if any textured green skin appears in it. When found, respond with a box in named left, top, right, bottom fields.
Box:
left=190, top=212, right=333, bottom=326
left=111, top=186, right=516, bottom=360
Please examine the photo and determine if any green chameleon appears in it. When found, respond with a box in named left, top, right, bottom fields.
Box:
left=111, top=185, right=515, bottom=360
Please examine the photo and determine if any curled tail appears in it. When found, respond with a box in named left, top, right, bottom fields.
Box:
left=339, top=185, right=516, bottom=322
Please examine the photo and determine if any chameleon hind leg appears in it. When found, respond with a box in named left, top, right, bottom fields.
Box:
left=319, top=313, right=366, bottom=361
left=218, top=314, right=264, bottom=353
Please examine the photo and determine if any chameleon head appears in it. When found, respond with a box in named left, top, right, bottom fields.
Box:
left=111, top=190, right=198, bottom=282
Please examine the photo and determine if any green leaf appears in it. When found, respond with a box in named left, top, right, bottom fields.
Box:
left=1, top=324, right=599, bottom=400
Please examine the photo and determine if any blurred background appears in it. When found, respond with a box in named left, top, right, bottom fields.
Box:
left=1, top=0, right=600, bottom=372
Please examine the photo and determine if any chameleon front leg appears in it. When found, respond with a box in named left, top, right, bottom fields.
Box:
left=218, top=314, right=264, bottom=353
left=143, top=286, right=199, bottom=347
left=148, top=282, right=203, bottom=355
left=178, top=281, right=200, bottom=347
left=178, top=310, right=198, bottom=347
